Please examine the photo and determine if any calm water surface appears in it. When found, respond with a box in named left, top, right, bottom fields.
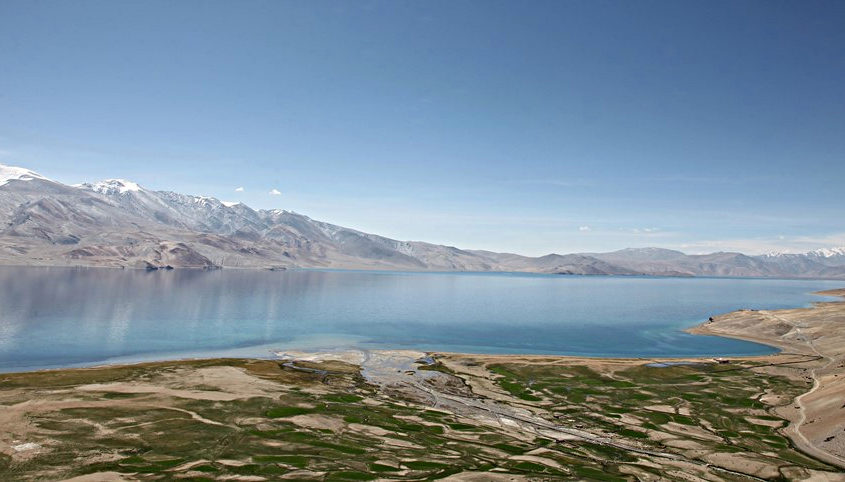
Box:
left=0, top=267, right=842, bottom=371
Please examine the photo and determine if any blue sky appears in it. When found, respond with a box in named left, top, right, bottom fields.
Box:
left=1, top=1, right=843, bottom=255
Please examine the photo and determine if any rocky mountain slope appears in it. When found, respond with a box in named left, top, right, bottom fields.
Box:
left=1, top=163, right=844, bottom=278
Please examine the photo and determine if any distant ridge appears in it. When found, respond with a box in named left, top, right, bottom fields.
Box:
left=1, top=163, right=844, bottom=278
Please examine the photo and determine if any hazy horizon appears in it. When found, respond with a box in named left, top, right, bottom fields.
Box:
left=2, top=1, right=844, bottom=256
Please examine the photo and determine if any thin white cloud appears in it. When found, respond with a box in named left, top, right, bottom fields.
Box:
left=235, top=186, right=244, bottom=192
left=513, top=178, right=595, bottom=188
left=578, top=226, right=591, bottom=232
left=269, top=188, right=281, bottom=196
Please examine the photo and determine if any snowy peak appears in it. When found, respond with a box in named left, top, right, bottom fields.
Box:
left=191, top=196, right=221, bottom=207
left=808, top=247, right=845, bottom=258
left=759, top=251, right=798, bottom=258
left=78, top=179, right=143, bottom=195
left=756, top=246, right=845, bottom=269
left=262, top=208, right=296, bottom=217
left=761, top=247, right=845, bottom=259
left=0, top=163, right=48, bottom=187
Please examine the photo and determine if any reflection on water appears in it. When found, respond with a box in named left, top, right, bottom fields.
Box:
left=0, top=267, right=841, bottom=371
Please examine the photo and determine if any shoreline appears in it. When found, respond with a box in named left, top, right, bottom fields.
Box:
left=0, top=339, right=781, bottom=376
left=4, top=288, right=838, bottom=376
left=3, top=261, right=845, bottom=282
left=685, top=288, right=845, bottom=349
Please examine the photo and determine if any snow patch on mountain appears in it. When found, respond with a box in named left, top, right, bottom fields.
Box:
left=0, top=164, right=48, bottom=187
left=191, top=196, right=218, bottom=206
left=396, top=241, right=416, bottom=256
left=78, top=179, right=142, bottom=195
left=762, top=247, right=845, bottom=258
left=760, top=251, right=798, bottom=258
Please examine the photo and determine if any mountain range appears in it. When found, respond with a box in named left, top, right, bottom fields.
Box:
left=1, top=163, right=844, bottom=279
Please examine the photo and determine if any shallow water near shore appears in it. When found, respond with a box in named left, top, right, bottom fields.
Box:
left=0, top=266, right=842, bottom=372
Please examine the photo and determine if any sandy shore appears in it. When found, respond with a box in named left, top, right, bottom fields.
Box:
left=688, top=288, right=845, bottom=469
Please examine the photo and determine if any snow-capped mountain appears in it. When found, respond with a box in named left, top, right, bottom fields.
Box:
left=1, top=162, right=845, bottom=278
left=76, top=179, right=142, bottom=195
left=762, top=247, right=845, bottom=259
left=814, top=247, right=845, bottom=257
left=0, top=164, right=48, bottom=187
left=760, top=247, right=845, bottom=268
left=798, top=248, right=842, bottom=267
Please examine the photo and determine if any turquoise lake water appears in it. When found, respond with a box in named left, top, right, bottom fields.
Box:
left=0, top=267, right=842, bottom=372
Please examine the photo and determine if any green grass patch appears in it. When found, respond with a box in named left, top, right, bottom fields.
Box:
left=265, top=406, right=311, bottom=418
left=492, top=443, right=525, bottom=455
left=324, top=394, right=363, bottom=403
left=618, top=428, right=648, bottom=439
left=512, top=461, right=549, bottom=472
left=448, top=422, right=478, bottom=431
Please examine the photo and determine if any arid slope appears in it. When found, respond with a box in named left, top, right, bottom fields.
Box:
left=689, top=288, right=845, bottom=469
